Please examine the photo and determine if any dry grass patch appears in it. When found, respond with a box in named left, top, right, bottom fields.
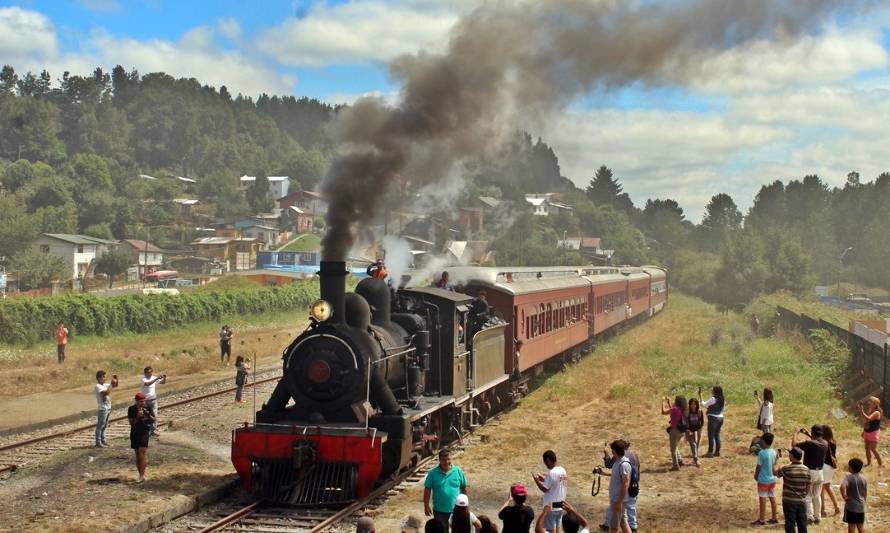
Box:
left=368, top=293, right=890, bottom=532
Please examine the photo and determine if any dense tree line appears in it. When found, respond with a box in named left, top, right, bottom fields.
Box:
left=0, top=64, right=336, bottom=262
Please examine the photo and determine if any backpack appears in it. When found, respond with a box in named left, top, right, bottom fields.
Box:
left=626, top=457, right=640, bottom=498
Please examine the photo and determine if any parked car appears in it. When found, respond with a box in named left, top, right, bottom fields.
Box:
left=847, top=293, right=873, bottom=304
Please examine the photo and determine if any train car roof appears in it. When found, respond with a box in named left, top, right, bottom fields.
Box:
left=582, top=272, right=630, bottom=285
left=641, top=265, right=667, bottom=279
left=445, top=266, right=590, bottom=296
left=402, top=286, right=474, bottom=303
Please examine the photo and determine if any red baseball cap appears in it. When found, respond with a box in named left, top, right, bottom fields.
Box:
left=134, top=392, right=146, bottom=400
left=511, top=483, right=528, bottom=497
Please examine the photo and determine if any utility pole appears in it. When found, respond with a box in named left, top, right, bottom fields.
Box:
left=838, top=246, right=853, bottom=297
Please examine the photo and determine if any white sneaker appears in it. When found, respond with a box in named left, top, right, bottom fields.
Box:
left=137, top=476, right=145, bottom=483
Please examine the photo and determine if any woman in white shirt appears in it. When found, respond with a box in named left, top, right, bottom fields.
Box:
left=700, top=385, right=725, bottom=457
left=755, top=388, right=774, bottom=434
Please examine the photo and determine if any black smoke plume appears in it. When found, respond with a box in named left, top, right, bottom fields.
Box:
left=321, top=0, right=857, bottom=260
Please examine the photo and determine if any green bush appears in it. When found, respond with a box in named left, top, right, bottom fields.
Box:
left=0, top=280, right=319, bottom=344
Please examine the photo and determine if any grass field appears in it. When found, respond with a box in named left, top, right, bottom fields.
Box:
left=371, top=293, right=888, bottom=531
left=278, top=233, right=321, bottom=252
left=0, top=308, right=309, bottom=396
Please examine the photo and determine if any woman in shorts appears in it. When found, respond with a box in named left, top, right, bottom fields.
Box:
left=860, top=396, right=883, bottom=468
left=128, top=392, right=155, bottom=483
left=821, top=425, right=841, bottom=516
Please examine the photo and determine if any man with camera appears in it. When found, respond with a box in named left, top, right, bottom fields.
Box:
left=791, top=425, right=829, bottom=524
left=140, top=366, right=166, bottom=437
left=534, top=450, right=569, bottom=533
left=128, top=392, right=155, bottom=483
left=94, top=370, right=118, bottom=447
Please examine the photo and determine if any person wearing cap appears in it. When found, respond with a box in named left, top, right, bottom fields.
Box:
left=424, top=449, right=469, bottom=531
left=450, top=494, right=482, bottom=533
left=776, top=446, right=811, bottom=532
left=355, top=516, right=376, bottom=533
left=128, top=391, right=155, bottom=483
left=401, top=514, right=425, bottom=533
left=499, top=483, right=535, bottom=532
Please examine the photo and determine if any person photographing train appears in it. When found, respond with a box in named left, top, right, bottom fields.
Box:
left=128, top=392, right=155, bottom=483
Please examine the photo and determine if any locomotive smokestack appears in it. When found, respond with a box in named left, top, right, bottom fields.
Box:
left=319, top=261, right=347, bottom=324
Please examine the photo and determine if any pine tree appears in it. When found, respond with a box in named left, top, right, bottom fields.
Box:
left=586, top=165, right=622, bottom=205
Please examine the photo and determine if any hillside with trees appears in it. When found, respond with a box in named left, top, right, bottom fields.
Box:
left=1, top=64, right=887, bottom=309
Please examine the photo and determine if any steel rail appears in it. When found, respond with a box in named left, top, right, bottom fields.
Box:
left=198, top=454, right=437, bottom=533
left=0, top=375, right=280, bottom=454
left=197, top=500, right=265, bottom=533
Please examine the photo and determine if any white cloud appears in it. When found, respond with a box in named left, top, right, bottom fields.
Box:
left=689, top=31, right=888, bottom=94
left=0, top=7, right=292, bottom=97
left=0, top=7, right=58, bottom=64
left=217, top=17, right=242, bottom=41
left=258, top=1, right=459, bottom=66
left=323, top=89, right=400, bottom=106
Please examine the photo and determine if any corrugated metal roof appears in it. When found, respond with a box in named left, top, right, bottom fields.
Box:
left=121, top=239, right=164, bottom=253
left=43, top=233, right=117, bottom=245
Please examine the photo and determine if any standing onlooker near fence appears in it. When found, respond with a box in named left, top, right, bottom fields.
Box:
left=220, top=325, right=234, bottom=365
left=859, top=396, right=883, bottom=468
left=661, top=395, right=687, bottom=470
left=841, top=458, right=867, bottom=533
left=701, top=386, right=725, bottom=458
left=55, top=321, right=69, bottom=363
left=235, top=356, right=250, bottom=404
left=94, top=370, right=118, bottom=447
left=140, top=367, right=166, bottom=437
left=792, top=425, right=829, bottom=523
left=755, top=389, right=774, bottom=434
left=821, top=425, right=841, bottom=517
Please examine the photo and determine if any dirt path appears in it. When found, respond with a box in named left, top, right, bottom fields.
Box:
left=368, top=295, right=890, bottom=531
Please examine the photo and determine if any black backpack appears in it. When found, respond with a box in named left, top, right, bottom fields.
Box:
left=626, top=457, right=640, bottom=498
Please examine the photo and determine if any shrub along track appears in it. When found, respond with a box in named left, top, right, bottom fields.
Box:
left=0, top=370, right=281, bottom=477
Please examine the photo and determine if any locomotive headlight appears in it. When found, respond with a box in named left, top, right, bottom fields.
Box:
left=310, top=299, right=333, bottom=322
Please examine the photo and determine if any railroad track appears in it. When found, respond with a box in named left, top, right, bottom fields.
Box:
left=168, top=453, right=439, bottom=533
left=0, top=371, right=281, bottom=477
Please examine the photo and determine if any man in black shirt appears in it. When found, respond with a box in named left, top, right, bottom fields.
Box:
left=792, top=424, right=829, bottom=524
left=499, top=483, right=535, bottom=532
left=128, top=392, right=155, bottom=483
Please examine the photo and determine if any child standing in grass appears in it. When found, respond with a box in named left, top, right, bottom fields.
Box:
left=752, top=432, right=778, bottom=526
left=841, top=458, right=867, bottom=532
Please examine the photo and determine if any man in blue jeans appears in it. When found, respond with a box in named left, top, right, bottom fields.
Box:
left=423, top=449, right=468, bottom=532
left=94, top=370, right=118, bottom=447
left=601, top=440, right=639, bottom=532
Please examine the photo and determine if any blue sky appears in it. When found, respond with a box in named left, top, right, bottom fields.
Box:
left=2, top=0, right=889, bottom=220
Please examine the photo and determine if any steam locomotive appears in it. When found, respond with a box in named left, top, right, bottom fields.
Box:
left=231, top=261, right=667, bottom=505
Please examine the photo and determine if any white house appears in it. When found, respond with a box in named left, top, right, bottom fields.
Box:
left=525, top=193, right=573, bottom=216
left=239, top=175, right=290, bottom=200
left=32, top=233, right=117, bottom=280
left=119, top=239, right=164, bottom=276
